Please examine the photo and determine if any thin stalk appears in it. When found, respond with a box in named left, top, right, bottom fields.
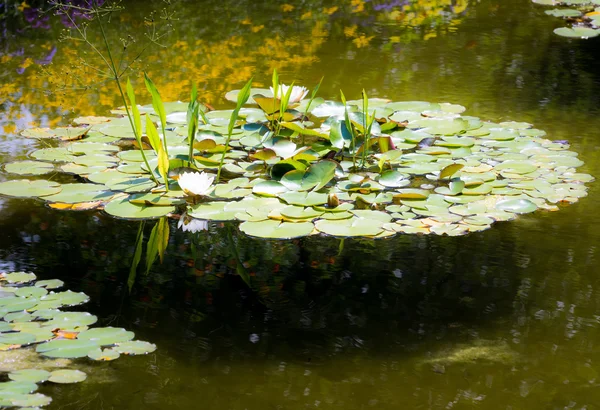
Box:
left=98, top=17, right=158, bottom=184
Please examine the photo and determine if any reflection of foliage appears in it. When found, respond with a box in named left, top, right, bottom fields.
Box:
left=0, top=0, right=472, bottom=146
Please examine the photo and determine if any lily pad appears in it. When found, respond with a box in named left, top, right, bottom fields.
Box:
left=1, top=272, right=36, bottom=284
left=36, top=339, right=100, bottom=358
left=8, top=369, right=51, bottom=384
left=239, top=220, right=315, bottom=239
left=0, top=180, right=62, bottom=198
left=104, top=197, right=175, bottom=220
left=77, top=327, right=135, bottom=346
left=48, top=369, right=87, bottom=384
left=114, top=340, right=157, bottom=355
left=4, top=161, right=55, bottom=176
left=495, top=198, right=538, bottom=214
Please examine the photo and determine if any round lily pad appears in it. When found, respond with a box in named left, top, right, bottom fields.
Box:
left=48, top=369, right=87, bottom=384
left=87, top=347, right=121, bottom=361
left=495, top=198, right=538, bottom=214
left=104, top=197, right=175, bottom=220
left=36, top=339, right=100, bottom=358
left=239, top=220, right=315, bottom=239
left=1, top=272, right=36, bottom=284
left=78, top=327, right=135, bottom=345
left=3, top=393, right=51, bottom=408
left=8, top=369, right=51, bottom=383
left=0, top=180, right=62, bottom=198
left=4, top=161, right=55, bottom=176
left=34, top=279, right=64, bottom=289
left=44, top=312, right=98, bottom=330
left=114, top=340, right=157, bottom=355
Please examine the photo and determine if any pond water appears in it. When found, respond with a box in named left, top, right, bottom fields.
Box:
left=1, top=0, right=600, bottom=408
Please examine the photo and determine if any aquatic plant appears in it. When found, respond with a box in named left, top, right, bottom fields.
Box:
left=0, top=74, right=593, bottom=239
left=0, top=271, right=156, bottom=408
left=533, top=0, right=600, bottom=38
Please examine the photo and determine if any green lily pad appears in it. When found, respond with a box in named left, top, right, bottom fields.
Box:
left=34, top=279, right=64, bottom=289
left=78, top=327, right=135, bottom=346
left=239, top=220, right=315, bottom=239
left=188, top=201, right=238, bottom=221
left=4, top=161, right=55, bottom=176
left=104, top=197, right=175, bottom=220
left=87, top=347, right=121, bottom=361
left=0, top=332, right=36, bottom=346
left=8, top=370, right=51, bottom=384
left=48, top=369, right=87, bottom=384
left=279, top=191, right=328, bottom=206
left=554, top=26, right=599, bottom=38
left=2, top=393, right=51, bottom=408
left=39, top=290, right=89, bottom=308
left=114, top=340, right=157, bottom=355
left=14, top=287, right=47, bottom=298
left=378, top=171, right=411, bottom=188
left=42, top=183, right=114, bottom=204
left=44, top=312, right=98, bottom=330
left=36, top=339, right=100, bottom=358
left=1, top=272, right=36, bottom=284
left=315, top=217, right=384, bottom=237
left=495, top=198, right=538, bottom=214
left=0, top=180, right=62, bottom=198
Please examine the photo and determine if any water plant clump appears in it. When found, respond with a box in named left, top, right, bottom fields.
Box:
left=533, top=0, right=600, bottom=38
left=0, top=77, right=593, bottom=239
left=0, top=271, right=156, bottom=409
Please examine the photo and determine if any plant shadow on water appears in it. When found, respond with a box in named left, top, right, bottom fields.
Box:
left=0, top=195, right=536, bottom=408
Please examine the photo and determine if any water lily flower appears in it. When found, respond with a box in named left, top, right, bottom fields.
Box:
left=177, top=171, right=215, bottom=196
left=270, top=84, right=309, bottom=103
left=178, top=212, right=208, bottom=233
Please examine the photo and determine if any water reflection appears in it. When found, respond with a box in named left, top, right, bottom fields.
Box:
left=1, top=0, right=600, bottom=408
left=0, top=0, right=475, bottom=145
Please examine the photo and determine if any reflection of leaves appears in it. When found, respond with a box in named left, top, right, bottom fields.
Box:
left=128, top=222, right=145, bottom=292
left=145, top=217, right=170, bottom=274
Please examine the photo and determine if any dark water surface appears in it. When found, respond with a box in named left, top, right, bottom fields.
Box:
left=1, top=0, right=600, bottom=408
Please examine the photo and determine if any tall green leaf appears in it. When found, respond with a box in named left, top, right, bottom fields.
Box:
left=272, top=68, right=279, bottom=100
left=217, top=77, right=253, bottom=182
left=128, top=222, right=144, bottom=292
left=145, top=114, right=170, bottom=190
left=144, top=73, right=169, bottom=156
left=187, top=83, right=200, bottom=164
left=126, top=78, right=142, bottom=141
left=279, top=80, right=295, bottom=118
left=126, top=78, right=158, bottom=185
left=303, top=76, right=324, bottom=118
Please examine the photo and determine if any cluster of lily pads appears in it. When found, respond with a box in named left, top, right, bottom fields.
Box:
left=0, top=271, right=156, bottom=408
left=533, top=0, right=600, bottom=38
left=0, top=81, right=592, bottom=239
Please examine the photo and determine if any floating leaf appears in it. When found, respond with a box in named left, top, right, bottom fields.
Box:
left=8, top=370, right=51, bottom=384
left=4, top=161, right=55, bottom=176
left=0, top=180, right=62, bottom=198
left=439, top=163, right=465, bottom=179
left=239, top=220, right=315, bottom=239
left=554, top=26, right=599, bottom=38
left=315, top=217, right=384, bottom=237
left=104, top=197, right=175, bottom=219
left=36, top=339, right=100, bottom=358
left=87, top=347, right=121, bottom=361
left=48, top=369, right=87, bottom=384
left=114, top=340, right=157, bottom=355
left=1, top=272, right=36, bottom=284
left=495, top=198, right=538, bottom=214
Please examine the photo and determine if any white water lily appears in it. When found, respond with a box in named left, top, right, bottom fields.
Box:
left=270, top=84, right=309, bottom=103
left=178, top=213, right=208, bottom=233
left=177, top=171, right=215, bottom=196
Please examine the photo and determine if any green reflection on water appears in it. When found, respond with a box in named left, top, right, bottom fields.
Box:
left=0, top=0, right=600, bottom=408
